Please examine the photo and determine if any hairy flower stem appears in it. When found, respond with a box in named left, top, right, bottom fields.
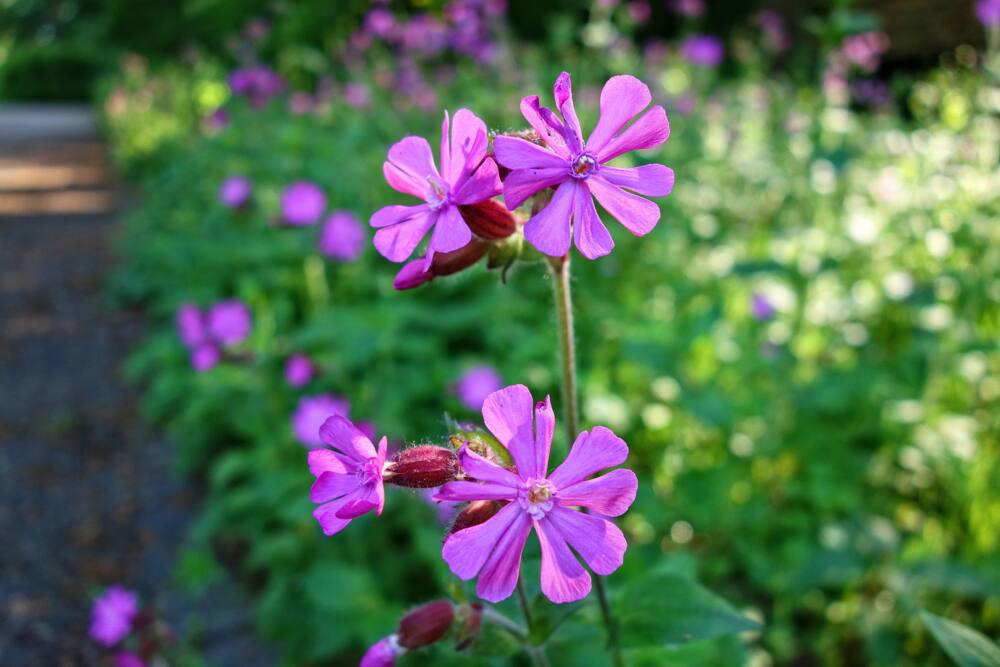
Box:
left=547, top=255, right=625, bottom=667
left=517, top=579, right=552, bottom=667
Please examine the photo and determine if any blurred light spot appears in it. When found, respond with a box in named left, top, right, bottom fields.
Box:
left=883, top=272, right=914, bottom=300
left=670, top=520, right=693, bottom=544
left=651, top=376, right=680, bottom=401
left=642, top=404, right=672, bottom=429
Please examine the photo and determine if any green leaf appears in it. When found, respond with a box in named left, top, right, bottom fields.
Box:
left=529, top=593, right=585, bottom=645
left=618, top=572, right=760, bottom=648
left=921, top=611, right=1000, bottom=667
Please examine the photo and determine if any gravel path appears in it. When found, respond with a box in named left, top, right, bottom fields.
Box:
left=0, top=105, right=274, bottom=666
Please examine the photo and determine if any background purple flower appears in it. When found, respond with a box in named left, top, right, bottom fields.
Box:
left=454, top=366, right=502, bottom=411
left=681, top=35, right=725, bottom=68
left=176, top=303, right=206, bottom=347
left=228, top=65, right=285, bottom=107
left=89, top=586, right=139, bottom=646
left=218, top=176, right=252, bottom=209
left=751, top=293, right=776, bottom=321
left=281, top=181, right=327, bottom=225
left=285, top=353, right=315, bottom=387
left=113, top=653, right=146, bottom=667
left=343, top=82, right=372, bottom=108
left=671, top=0, right=704, bottom=18
left=978, top=0, right=1000, bottom=27
left=319, top=211, right=366, bottom=261
left=292, top=394, right=351, bottom=448
left=191, top=343, right=221, bottom=372
left=207, top=300, right=252, bottom=347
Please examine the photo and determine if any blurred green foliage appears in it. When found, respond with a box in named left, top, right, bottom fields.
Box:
left=99, top=6, right=1000, bottom=667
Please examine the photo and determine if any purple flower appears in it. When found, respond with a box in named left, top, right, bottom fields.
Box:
left=670, top=0, right=704, bottom=17
left=228, top=66, right=285, bottom=107
left=681, top=35, right=725, bottom=68
left=841, top=32, right=889, bottom=72
left=281, top=181, right=327, bottom=225
left=344, top=82, right=372, bottom=108
left=176, top=304, right=206, bottom=348
left=755, top=10, right=791, bottom=53
left=204, top=107, right=229, bottom=131
left=113, top=653, right=146, bottom=667
left=751, top=293, right=775, bottom=321
left=454, top=366, right=502, bottom=411
left=365, top=8, right=398, bottom=40
left=978, top=0, right=1000, bottom=27
left=218, top=176, right=252, bottom=209
left=292, top=394, right=351, bottom=449
left=493, top=72, right=674, bottom=259
left=206, top=300, right=252, bottom=347
left=319, top=211, right=366, bottom=262
left=89, top=586, right=139, bottom=646
left=285, top=354, right=315, bottom=388
left=371, top=109, right=502, bottom=268
left=437, top=384, right=637, bottom=603
left=626, top=0, right=651, bottom=23
left=191, top=344, right=221, bottom=372
left=360, top=635, right=403, bottom=667
left=308, top=416, right=389, bottom=536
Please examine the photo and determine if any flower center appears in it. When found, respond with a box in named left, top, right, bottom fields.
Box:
left=426, top=175, right=450, bottom=210
left=358, top=458, right=383, bottom=486
left=570, top=153, right=598, bottom=180
left=519, top=478, right=557, bottom=520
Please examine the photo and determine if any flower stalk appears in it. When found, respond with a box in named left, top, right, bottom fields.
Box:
left=548, top=254, right=624, bottom=667
left=517, top=579, right=552, bottom=667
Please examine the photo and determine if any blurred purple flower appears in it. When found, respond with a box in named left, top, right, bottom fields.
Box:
left=204, top=107, right=229, bottom=131
left=176, top=304, right=206, bottom=348
left=308, top=416, right=389, bottom=535
left=344, top=82, right=372, bottom=108
left=360, top=635, right=402, bottom=667
left=319, top=211, right=366, bottom=262
left=288, top=92, right=317, bottom=115
left=670, top=0, right=704, bottom=17
left=402, top=14, right=449, bottom=56
left=293, top=394, right=351, bottom=449
left=218, top=176, right=251, bottom=209
left=436, top=385, right=636, bottom=603
left=191, top=344, right=221, bottom=372
left=207, top=300, right=252, bottom=346
left=493, top=72, right=674, bottom=259
left=281, top=181, right=327, bottom=225
left=751, top=293, right=775, bottom=321
left=370, top=109, right=502, bottom=267
left=841, top=32, right=889, bottom=72
left=626, top=0, right=651, bottom=23
left=113, top=653, right=146, bottom=667
left=365, top=8, right=398, bottom=40
left=755, top=10, right=791, bottom=53
left=229, top=66, right=285, bottom=107
left=285, top=354, right=315, bottom=388
left=978, top=0, right=1000, bottom=27
left=454, top=366, right=502, bottom=411
left=681, top=35, right=725, bottom=68
left=89, top=586, right=138, bottom=647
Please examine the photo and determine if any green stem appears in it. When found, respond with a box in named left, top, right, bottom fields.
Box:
left=548, top=255, right=625, bottom=667
left=517, top=579, right=552, bottom=667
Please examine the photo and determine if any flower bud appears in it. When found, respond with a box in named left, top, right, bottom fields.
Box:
left=449, top=500, right=502, bottom=535
left=458, top=199, right=517, bottom=240
left=393, top=239, right=490, bottom=290
left=397, top=600, right=454, bottom=649
left=383, top=445, right=459, bottom=488
left=453, top=603, right=483, bottom=651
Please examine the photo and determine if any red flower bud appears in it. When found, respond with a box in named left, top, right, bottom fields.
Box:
left=384, top=445, right=459, bottom=488
left=397, top=600, right=454, bottom=649
left=449, top=500, right=503, bottom=535
left=458, top=199, right=517, bottom=240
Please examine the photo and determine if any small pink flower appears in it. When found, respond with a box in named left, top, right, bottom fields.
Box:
left=454, top=366, right=502, bottom=411
left=207, top=300, right=252, bottom=346
left=292, top=394, right=350, bottom=449
left=89, top=586, right=139, bottom=646
left=308, top=416, right=389, bottom=536
left=493, top=72, right=674, bottom=259
left=281, top=181, right=327, bottom=225
left=319, top=211, right=366, bottom=262
left=176, top=301, right=251, bottom=372
left=437, top=384, right=637, bottom=603
left=218, top=176, right=252, bottom=209
left=360, top=635, right=403, bottom=667
left=681, top=35, right=725, bottom=68
left=370, top=109, right=502, bottom=268
left=285, top=353, right=315, bottom=387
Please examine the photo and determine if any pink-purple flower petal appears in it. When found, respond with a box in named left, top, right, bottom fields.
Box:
left=435, top=480, right=518, bottom=502
left=476, top=512, right=532, bottom=602
left=308, top=448, right=354, bottom=478
left=319, top=415, right=378, bottom=462
left=586, top=75, right=653, bottom=155
left=573, top=183, right=615, bottom=259
left=523, top=180, right=576, bottom=257
left=556, top=468, right=639, bottom=516
left=493, top=136, right=569, bottom=171
left=458, top=446, right=523, bottom=488
left=387, top=136, right=439, bottom=189
left=547, top=507, right=627, bottom=575
left=587, top=176, right=661, bottom=237
left=552, top=72, right=583, bottom=154
left=535, top=517, right=592, bottom=603
left=442, top=502, right=522, bottom=579
left=452, top=158, right=503, bottom=205
left=520, top=96, right=571, bottom=158
left=549, top=426, right=629, bottom=488
left=594, top=105, right=670, bottom=163
left=373, top=209, right=439, bottom=262
left=310, top=471, right=364, bottom=504
left=481, top=384, right=544, bottom=480
left=446, top=108, right=489, bottom=186
left=500, top=167, right=568, bottom=211
left=599, top=164, right=675, bottom=197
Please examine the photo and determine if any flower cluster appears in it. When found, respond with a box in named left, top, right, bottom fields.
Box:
left=228, top=65, right=285, bottom=107
left=176, top=300, right=252, bottom=371
left=369, top=71, right=674, bottom=279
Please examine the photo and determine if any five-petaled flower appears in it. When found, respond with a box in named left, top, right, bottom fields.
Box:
left=436, top=384, right=637, bottom=603
left=493, top=72, right=674, bottom=259
left=370, top=109, right=502, bottom=268
left=308, top=416, right=389, bottom=536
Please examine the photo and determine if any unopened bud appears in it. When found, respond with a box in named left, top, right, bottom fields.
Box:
left=384, top=445, right=459, bottom=488
left=397, top=600, right=454, bottom=649
left=449, top=500, right=502, bottom=535
left=454, top=603, right=483, bottom=651
left=459, top=199, right=517, bottom=240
